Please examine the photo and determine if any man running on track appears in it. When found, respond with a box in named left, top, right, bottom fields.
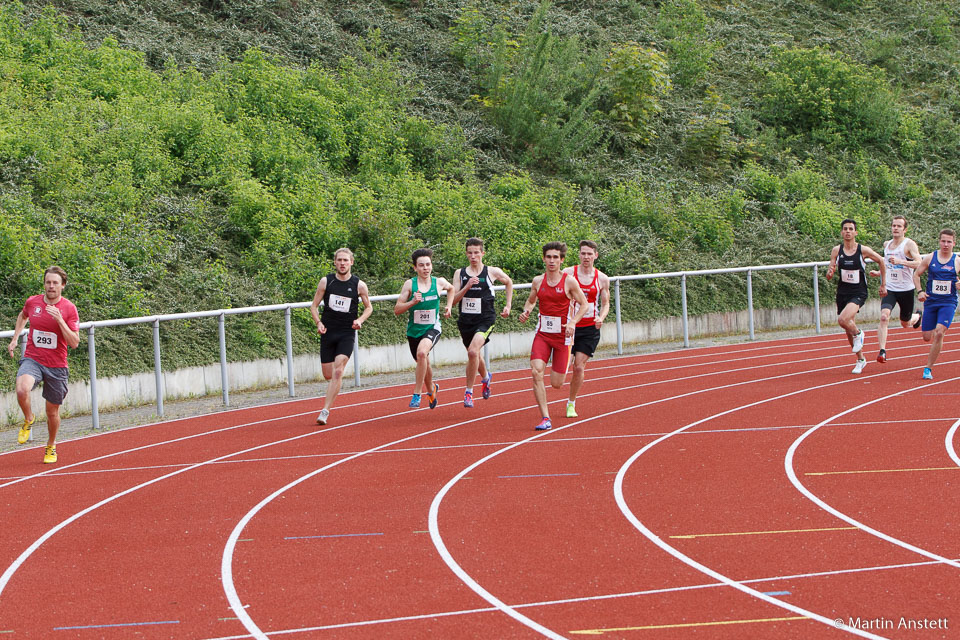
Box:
left=448, top=238, right=514, bottom=408
left=912, top=228, right=959, bottom=380
left=309, top=248, right=373, bottom=425
left=562, top=240, right=610, bottom=418
left=518, top=242, right=589, bottom=431
left=826, top=219, right=886, bottom=374
left=869, top=215, right=922, bottom=363
left=7, top=266, right=80, bottom=464
left=395, top=248, right=454, bottom=409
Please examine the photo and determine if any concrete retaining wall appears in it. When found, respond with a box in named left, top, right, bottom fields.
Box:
left=1, top=300, right=880, bottom=423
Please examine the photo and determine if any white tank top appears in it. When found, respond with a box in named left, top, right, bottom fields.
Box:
left=884, top=238, right=915, bottom=292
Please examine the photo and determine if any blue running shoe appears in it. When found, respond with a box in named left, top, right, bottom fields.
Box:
left=535, top=417, right=552, bottom=431
left=409, top=394, right=421, bottom=408
left=463, top=390, right=474, bottom=408
left=922, top=367, right=933, bottom=380
left=481, top=373, right=492, bottom=400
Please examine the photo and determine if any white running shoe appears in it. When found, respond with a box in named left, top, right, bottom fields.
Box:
left=316, top=409, right=330, bottom=425
left=852, top=359, right=867, bottom=374
left=851, top=330, right=864, bottom=353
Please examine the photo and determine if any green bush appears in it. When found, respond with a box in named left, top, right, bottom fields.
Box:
left=792, top=198, right=843, bottom=242
left=656, top=0, right=717, bottom=88
left=602, top=42, right=672, bottom=145
left=760, top=46, right=901, bottom=146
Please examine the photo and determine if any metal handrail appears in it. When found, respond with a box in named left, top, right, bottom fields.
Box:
left=2, top=260, right=833, bottom=428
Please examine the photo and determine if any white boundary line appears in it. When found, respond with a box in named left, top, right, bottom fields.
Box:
left=946, top=418, right=960, bottom=468
left=784, top=380, right=960, bottom=572
left=221, top=335, right=937, bottom=636
left=424, top=358, right=939, bottom=639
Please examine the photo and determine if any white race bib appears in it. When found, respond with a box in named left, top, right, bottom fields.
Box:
left=414, top=309, right=436, bottom=325
left=841, top=269, right=860, bottom=284
left=328, top=294, right=351, bottom=313
left=932, top=279, right=952, bottom=295
left=575, top=302, right=595, bottom=318
left=539, top=314, right=562, bottom=334
left=887, top=266, right=904, bottom=284
left=32, top=330, right=57, bottom=350
left=462, top=297, right=481, bottom=314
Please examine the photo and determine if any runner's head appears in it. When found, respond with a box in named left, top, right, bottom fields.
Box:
left=578, top=240, right=598, bottom=268
left=333, top=248, right=354, bottom=275
left=43, top=266, right=67, bottom=299
left=412, top=248, right=434, bottom=278
left=841, top=218, right=857, bottom=241
left=465, top=237, right=484, bottom=266
left=542, top=242, right=567, bottom=273
left=891, top=215, right=907, bottom=238
left=939, top=228, right=956, bottom=253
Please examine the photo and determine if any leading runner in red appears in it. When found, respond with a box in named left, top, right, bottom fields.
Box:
left=6, top=266, right=80, bottom=464
left=518, top=242, right=588, bottom=431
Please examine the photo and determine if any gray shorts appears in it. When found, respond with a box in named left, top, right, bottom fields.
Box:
left=17, top=358, right=69, bottom=406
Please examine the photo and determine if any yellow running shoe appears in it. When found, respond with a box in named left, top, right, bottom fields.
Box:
left=566, top=402, right=578, bottom=418
left=43, top=445, right=57, bottom=464
left=17, top=416, right=35, bottom=445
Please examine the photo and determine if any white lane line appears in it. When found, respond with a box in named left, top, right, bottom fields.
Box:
left=202, top=554, right=960, bottom=639
left=224, top=339, right=911, bottom=637
left=426, top=357, right=925, bottom=639
left=613, top=359, right=960, bottom=639
left=0, top=405, right=431, bottom=601
left=946, top=418, right=960, bottom=468
left=785, top=379, right=960, bottom=572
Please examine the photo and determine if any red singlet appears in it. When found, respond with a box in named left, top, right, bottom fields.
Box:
left=573, top=265, right=600, bottom=328
left=536, top=272, right=571, bottom=337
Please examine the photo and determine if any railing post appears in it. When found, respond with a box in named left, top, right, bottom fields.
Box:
left=681, top=274, right=689, bottom=347
left=285, top=306, right=295, bottom=397
left=813, top=265, right=821, bottom=334
left=153, top=319, right=164, bottom=417
left=615, top=278, right=623, bottom=355
left=747, top=269, right=755, bottom=340
left=353, top=329, right=361, bottom=387
left=219, top=313, right=229, bottom=406
left=88, top=325, right=99, bottom=430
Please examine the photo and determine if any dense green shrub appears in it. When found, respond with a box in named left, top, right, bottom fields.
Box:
left=601, top=42, right=672, bottom=145
left=760, top=46, right=901, bottom=146
left=656, top=0, right=717, bottom=88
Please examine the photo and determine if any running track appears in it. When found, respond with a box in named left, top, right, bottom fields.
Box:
left=0, top=330, right=957, bottom=639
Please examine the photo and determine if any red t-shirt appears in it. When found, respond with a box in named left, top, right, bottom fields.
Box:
left=536, top=272, right=571, bottom=338
left=22, top=294, right=79, bottom=368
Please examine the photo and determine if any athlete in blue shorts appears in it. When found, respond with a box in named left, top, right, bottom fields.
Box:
left=913, top=228, right=959, bottom=380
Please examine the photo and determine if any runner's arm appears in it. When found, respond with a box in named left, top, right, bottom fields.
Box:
left=448, top=269, right=469, bottom=306
left=913, top=254, right=932, bottom=300
left=490, top=267, right=514, bottom=317
left=901, top=240, right=923, bottom=269
left=825, top=246, right=840, bottom=280
left=355, top=280, right=373, bottom=329
left=394, top=280, right=416, bottom=315
left=567, top=278, right=589, bottom=327
left=309, top=277, right=327, bottom=330
left=518, top=277, right=541, bottom=323
left=7, top=311, right=27, bottom=359
left=597, top=274, right=611, bottom=326
left=862, top=246, right=887, bottom=296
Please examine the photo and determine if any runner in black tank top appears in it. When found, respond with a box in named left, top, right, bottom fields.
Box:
left=448, top=238, right=514, bottom=408
left=309, top=248, right=373, bottom=425
left=826, top=219, right=887, bottom=374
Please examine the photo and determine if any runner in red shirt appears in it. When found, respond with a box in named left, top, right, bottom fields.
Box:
left=518, top=242, right=588, bottom=431
left=562, top=240, right=610, bottom=418
left=7, top=266, right=80, bottom=464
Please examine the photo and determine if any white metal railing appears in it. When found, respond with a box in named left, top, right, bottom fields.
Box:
left=2, top=260, right=832, bottom=428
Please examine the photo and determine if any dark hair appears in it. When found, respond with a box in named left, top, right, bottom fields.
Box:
left=841, top=218, right=857, bottom=230
left=44, top=265, right=68, bottom=286
left=412, top=248, right=434, bottom=264
left=940, top=228, right=956, bottom=239
left=465, top=237, right=484, bottom=250
left=542, top=241, right=567, bottom=259
left=579, top=240, right=599, bottom=253
left=892, top=215, right=907, bottom=228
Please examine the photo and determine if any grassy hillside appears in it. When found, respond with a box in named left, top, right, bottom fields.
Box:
left=2, top=0, right=959, bottom=387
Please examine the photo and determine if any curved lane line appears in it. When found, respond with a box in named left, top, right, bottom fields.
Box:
left=785, top=378, right=960, bottom=571
left=428, top=359, right=917, bottom=639
left=613, top=360, right=960, bottom=638
left=946, top=418, right=960, bottom=468
left=226, top=341, right=888, bottom=637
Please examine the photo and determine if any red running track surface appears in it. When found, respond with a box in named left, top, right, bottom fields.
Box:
left=0, top=329, right=957, bottom=639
